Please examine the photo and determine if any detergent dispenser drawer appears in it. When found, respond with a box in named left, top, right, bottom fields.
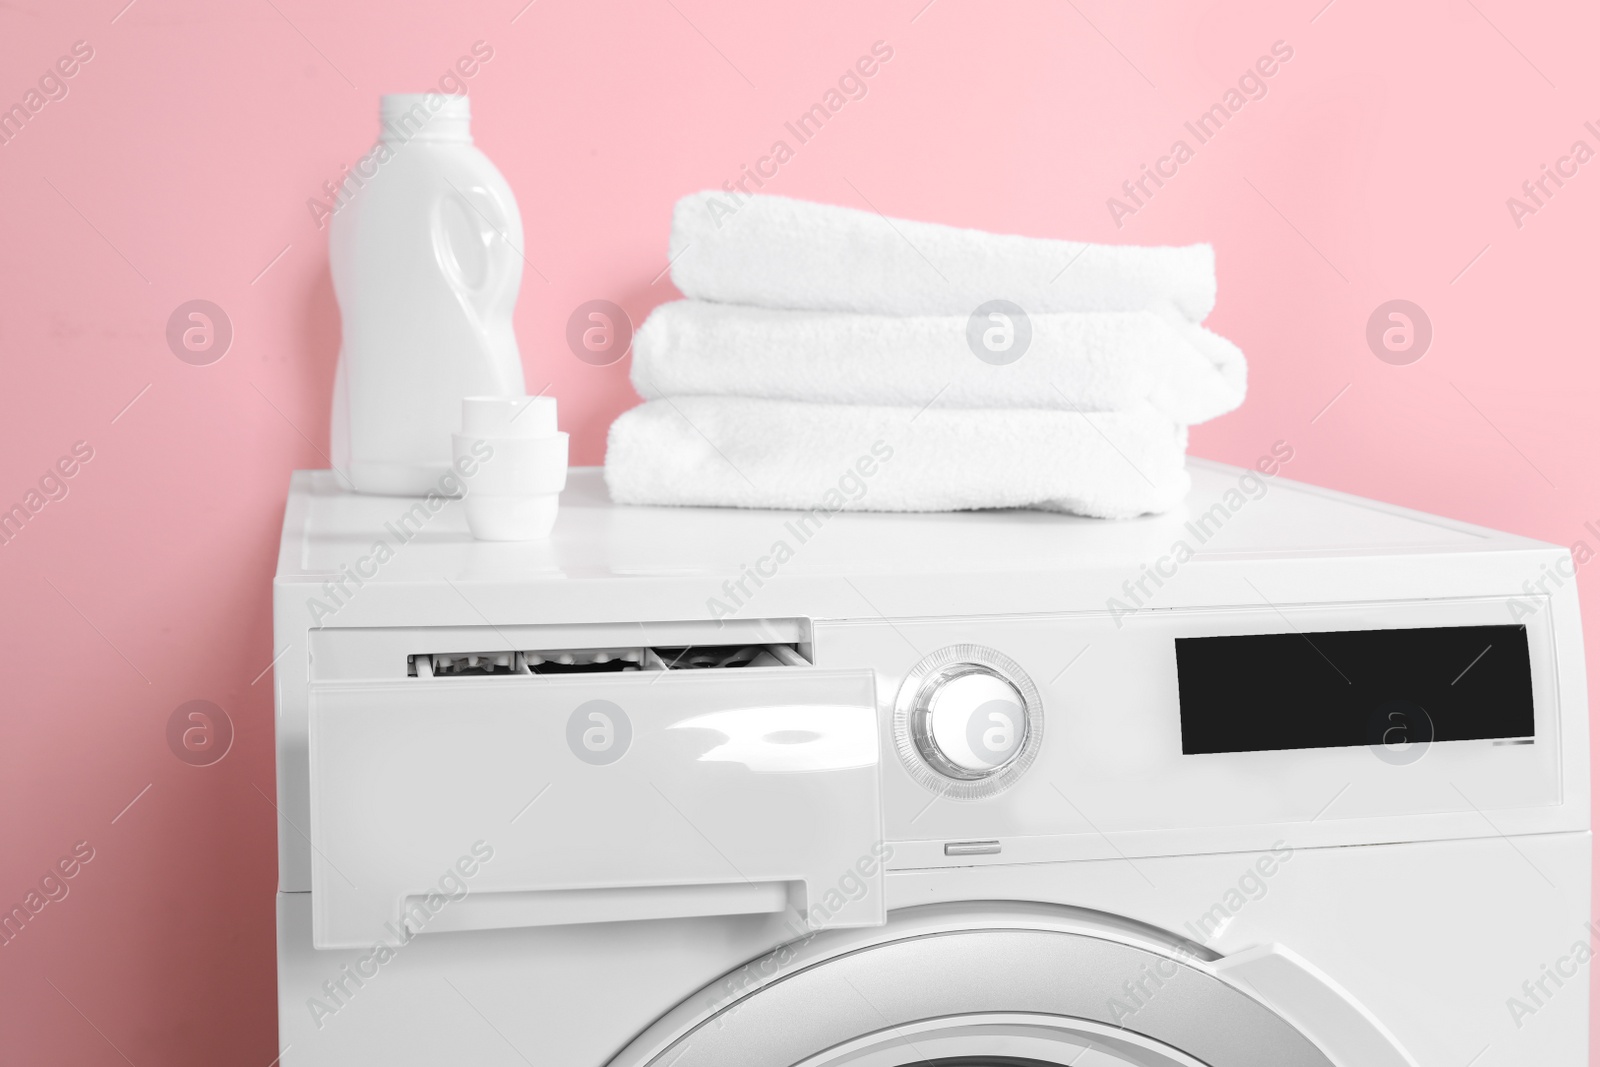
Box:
left=307, top=668, right=882, bottom=950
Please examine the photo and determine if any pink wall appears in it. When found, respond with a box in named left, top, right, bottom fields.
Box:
left=2, top=0, right=1596, bottom=1062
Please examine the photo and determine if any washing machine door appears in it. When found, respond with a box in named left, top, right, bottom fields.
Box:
left=609, top=903, right=1415, bottom=1067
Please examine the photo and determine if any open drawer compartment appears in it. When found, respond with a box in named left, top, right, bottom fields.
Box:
left=307, top=667, right=882, bottom=950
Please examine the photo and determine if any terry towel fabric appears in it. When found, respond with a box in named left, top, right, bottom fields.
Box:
left=632, top=300, right=1247, bottom=425
left=670, top=192, right=1217, bottom=322
left=604, top=396, right=1189, bottom=519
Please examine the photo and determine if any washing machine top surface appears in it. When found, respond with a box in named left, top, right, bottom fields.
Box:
left=276, top=461, right=1551, bottom=625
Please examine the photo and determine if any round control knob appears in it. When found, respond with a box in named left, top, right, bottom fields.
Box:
left=894, top=645, right=1044, bottom=799
left=914, top=666, right=1029, bottom=779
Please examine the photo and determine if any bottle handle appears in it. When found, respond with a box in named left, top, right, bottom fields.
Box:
left=431, top=180, right=523, bottom=325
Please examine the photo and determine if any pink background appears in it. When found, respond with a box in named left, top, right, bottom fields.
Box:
left=2, top=0, right=1596, bottom=1062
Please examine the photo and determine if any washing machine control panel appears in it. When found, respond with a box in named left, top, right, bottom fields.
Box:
left=821, top=595, right=1569, bottom=866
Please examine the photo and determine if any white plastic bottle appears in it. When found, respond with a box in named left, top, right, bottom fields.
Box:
left=329, top=93, right=526, bottom=496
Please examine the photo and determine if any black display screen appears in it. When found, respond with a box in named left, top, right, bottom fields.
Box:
left=1175, top=624, right=1535, bottom=755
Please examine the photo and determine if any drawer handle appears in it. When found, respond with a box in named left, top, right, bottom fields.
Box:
left=405, top=881, right=793, bottom=935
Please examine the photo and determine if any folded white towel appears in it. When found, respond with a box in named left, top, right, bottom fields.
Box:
left=604, top=397, right=1188, bottom=519
left=633, top=300, right=1245, bottom=425
left=670, top=192, right=1217, bottom=322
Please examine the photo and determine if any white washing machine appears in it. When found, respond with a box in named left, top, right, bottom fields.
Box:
left=272, top=460, right=1590, bottom=1066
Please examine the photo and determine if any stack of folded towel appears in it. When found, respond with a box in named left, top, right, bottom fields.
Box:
left=604, top=192, right=1245, bottom=519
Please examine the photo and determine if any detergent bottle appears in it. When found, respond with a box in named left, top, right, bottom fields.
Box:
left=329, top=93, right=525, bottom=495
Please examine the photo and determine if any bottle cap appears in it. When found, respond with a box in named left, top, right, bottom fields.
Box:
left=379, top=93, right=471, bottom=143
left=461, top=395, right=557, bottom=438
